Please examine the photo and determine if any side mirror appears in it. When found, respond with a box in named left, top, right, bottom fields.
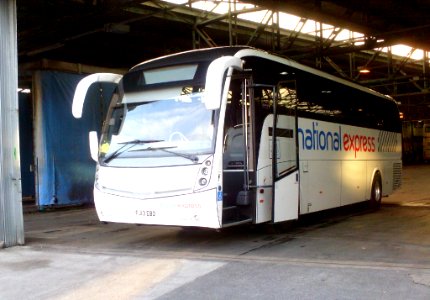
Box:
left=89, top=131, right=99, bottom=162
left=72, top=73, right=123, bottom=119
left=204, top=56, right=243, bottom=110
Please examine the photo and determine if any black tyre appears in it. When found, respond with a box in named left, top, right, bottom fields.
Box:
left=370, top=172, right=382, bottom=209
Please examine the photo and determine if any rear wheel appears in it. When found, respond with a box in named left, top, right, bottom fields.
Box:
left=370, top=172, right=382, bottom=209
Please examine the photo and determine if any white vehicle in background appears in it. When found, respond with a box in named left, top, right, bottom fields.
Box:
left=72, top=46, right=402, bottom=229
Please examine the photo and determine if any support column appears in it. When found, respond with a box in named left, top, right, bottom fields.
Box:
left=315, top=22, right=323, bottom=69
left=0, top=0, right=24, bottom=247
left=423, top=51, right=429, bottom=90
left=387, top=47, right=397, bottom=96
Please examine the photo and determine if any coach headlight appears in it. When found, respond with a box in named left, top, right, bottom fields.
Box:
left=201, top=167, right=209, bottom=175
left=194, top=156, right=213, bottom=191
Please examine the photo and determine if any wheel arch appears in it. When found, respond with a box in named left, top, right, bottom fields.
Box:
left=368, top=168, right=382, bottom=200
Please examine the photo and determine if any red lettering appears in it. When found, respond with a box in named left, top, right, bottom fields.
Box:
left=370, top=137, right=375, bottom=152
left=178, top=203, right=202, bottom=209
left=342, top=133, right=376, bottom=156
left=363, top=137, right=368, bottom=151
left=357, top=136, right=362, bottom=156
left=343, top=133, right=349, bottom=151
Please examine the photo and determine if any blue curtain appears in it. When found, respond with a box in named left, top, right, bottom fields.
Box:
left=36, top=71, right=115, bottom=206
left=19, top=92, right=35, bottom=198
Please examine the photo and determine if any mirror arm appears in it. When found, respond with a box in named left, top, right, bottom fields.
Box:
left=88, top=131, right=99, bottom=162
left=204, top=56, right=243, bottom=110
left=72, top=73, right=123, bottom=118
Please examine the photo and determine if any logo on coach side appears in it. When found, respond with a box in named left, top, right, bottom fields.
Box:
left=297, top=121, right=377, bottom=158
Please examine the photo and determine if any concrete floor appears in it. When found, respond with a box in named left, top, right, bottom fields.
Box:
left=1, top=165, right=430, bottom=299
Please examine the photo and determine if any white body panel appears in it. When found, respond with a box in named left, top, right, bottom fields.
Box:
left=256, top=114, right=299, bottom=223
left=297, top=118, right=402, bottom=214
left=98, top=163, right=197, bottom=197
left=255, top=115, right=273, bottom=224
left=94, top=159, right=222, bottom=228
left=300, top=160, right=341, bottom=213
left=255, top=165, right=272, bottom=223
left=94, top=187, right=220, bottom=228
left=341, top=160, right=366, bottom=206
left=274, top=171, right=299, bottom=222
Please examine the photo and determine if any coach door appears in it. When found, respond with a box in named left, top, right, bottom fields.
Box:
left=272, top=82, right=299, bottom=222
left=222, top=75, right=256, bottom=226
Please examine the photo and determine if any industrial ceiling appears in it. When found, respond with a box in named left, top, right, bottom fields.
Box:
left=17, top=0, right=430, bottom=120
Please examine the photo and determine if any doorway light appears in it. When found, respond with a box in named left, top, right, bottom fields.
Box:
left=358, top=67, right=370, bottom=74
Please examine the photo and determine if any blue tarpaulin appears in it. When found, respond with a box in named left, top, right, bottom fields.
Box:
left=19, top=92, right=35, bottom=198
left=35, top=71, right=115, bottom=206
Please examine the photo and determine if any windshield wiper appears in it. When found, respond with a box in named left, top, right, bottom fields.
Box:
left=132, top=146, right=199, bottom=163
left=103, top=139, right=164, bottom=163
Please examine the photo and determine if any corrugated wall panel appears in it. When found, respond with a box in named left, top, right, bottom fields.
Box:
left=0, top=0, right=24, bottom=247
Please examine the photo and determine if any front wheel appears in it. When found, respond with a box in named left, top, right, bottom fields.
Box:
left=370, top=173, right=382, bottom=209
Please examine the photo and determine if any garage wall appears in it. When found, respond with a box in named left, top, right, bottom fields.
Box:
left=0, top=0, right=24, bottom=247
left=34, top=71, right=115, bottom=207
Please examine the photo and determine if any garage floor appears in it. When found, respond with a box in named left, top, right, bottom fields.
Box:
left=1, top=165, right=430, bottom=299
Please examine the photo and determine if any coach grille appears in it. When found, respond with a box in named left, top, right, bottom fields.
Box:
left=393, top=162, right=402, bottom=190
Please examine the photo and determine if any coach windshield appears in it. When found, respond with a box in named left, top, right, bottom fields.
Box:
left=99, top=64, right=217, bottom=167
